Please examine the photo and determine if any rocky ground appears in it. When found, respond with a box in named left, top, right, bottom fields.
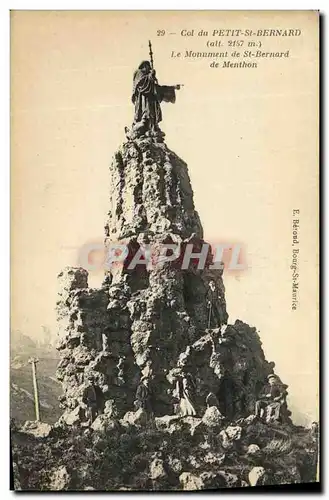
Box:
left=11, top=411, right=318, bottom=491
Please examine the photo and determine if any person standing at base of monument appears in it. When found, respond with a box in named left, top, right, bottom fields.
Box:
left=135, top=375, right=154, bottom=419
left=206, top=279, right=224, bottom=329
left=176, top=371, right=197, bottom=417
left=81, top=375, right=98, bottom=425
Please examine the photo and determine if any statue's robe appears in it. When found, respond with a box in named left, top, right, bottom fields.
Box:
left=132, top=69, right=176, bottom=127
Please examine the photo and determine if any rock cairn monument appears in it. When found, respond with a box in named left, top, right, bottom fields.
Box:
left=56, top=48, right=290, bottom=427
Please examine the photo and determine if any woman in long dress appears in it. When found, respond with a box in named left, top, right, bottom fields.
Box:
left=176, top=374, right=197, bottom=417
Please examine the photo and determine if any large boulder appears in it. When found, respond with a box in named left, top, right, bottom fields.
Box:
left=62, top=406, right=83, bottom=426
left=201, top=406, right=225, bottom=429
left=179, top=471, right=232, bottom=490
left=150, top=458, right=167, bottom=481
left=155, top=415, right=181, bottom=434
left=248, top=466, right=266, bottom=486
left=21, top=421, right=52, bottom=439
left=216, top=471, right=240, bottom=488
left=167, top=455, right=183, bottom=475
left=219, top=425, right=242, bottom=449
left=203, top=451, right=226, bottom=467
left=149, top=457, right=168, bottom=489
left=49, top=465, right=71, bottom=491
left=120, top=408, right=148, bottom=428
left=154, top=415, right=201, bottom=436
left=91, top=414, right=118, bottom=433
left=179, top=472, right=216, bottom=490
left=246, top=444, right=261, bottom=456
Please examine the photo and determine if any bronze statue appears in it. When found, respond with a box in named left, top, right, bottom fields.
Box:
left=132, top=41, right=181, bottom=132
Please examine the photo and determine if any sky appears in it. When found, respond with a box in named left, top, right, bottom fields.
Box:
left=11, top=10, right=318, bottom=425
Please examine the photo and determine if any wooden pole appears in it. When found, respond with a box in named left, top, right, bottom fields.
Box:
left=28, top=357, right=40, bottom=421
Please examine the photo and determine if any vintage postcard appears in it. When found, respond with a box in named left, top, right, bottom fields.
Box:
left=10, top=10, right=319, bottom=491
